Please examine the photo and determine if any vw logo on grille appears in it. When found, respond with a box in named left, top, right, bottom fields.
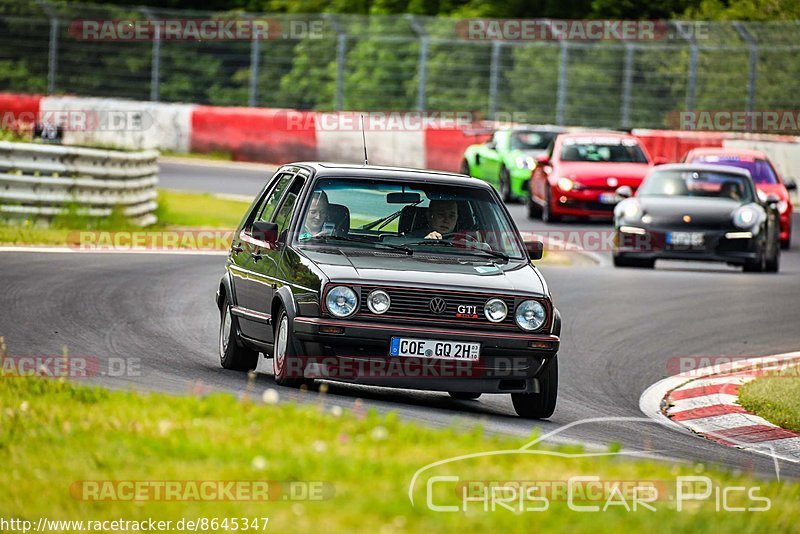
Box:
left=429, top=297, right=447, bottom=314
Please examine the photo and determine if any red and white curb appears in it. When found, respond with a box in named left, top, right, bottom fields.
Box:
left=640, top=352, right=800, bottom=465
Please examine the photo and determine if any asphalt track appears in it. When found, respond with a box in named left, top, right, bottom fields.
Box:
left=2, top=159, right=800, bottom=479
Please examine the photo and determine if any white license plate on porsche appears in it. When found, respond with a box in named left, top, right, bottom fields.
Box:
left=389, top=337, right=480, bottom=360
left=599, top=192, right=620, bottom=204
left=667, top=232, right=704, bottom=247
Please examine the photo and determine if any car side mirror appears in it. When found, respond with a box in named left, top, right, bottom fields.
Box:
left=535, top=154, right=550, bottom=166
left=251, top=221, right=279, bottom=245
left=785, top=178, right=797, bottom=191
left=525, top=240, right=544, bottom=260
left=615, top=185, right=633, bottom=199
left=765, top=193, right=781, bottom=205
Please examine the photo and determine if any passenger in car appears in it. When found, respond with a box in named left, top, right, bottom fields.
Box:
left=299, top=190, right=331, bottom=240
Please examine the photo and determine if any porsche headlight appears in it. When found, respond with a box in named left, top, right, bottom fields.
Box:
left=557, top=177, right=574, bottom=192
left=516, top=156, right=535, bottom=169
left=484, top=298, right=508, bottom=323
left=515, top=300, right=546, bottom=331
left=733, top=206, right=758, bottom=229
left=623, top=200, right=641, bottom=220
left=326, top=286, right=358, bottom=318
left=367, top=289, right=391, bottom=315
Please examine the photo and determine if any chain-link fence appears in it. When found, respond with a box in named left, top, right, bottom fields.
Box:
left=2, top=0, right=800, bottom=129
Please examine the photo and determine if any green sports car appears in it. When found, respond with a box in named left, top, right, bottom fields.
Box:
left=461, top=127, right=566, bottom=202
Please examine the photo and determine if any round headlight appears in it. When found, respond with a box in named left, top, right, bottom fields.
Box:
left=733, top=206, right=758, bottom=229
left=367, top=289, right=391, bottom=315
left=325, top=286, right=358, bottom=318
left=623, top=200, right=641, bottom=220
left=557, top=177, right=574, bottom=192
left=515, top=300, right=546, bottom=331
left=484, top=298, right=508, bottom=323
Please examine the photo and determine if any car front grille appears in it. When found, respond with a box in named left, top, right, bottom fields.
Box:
left=355, top=286, right=548, bottom=332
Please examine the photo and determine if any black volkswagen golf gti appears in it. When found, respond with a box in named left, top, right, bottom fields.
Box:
left=215, top=163, right=561, bottom=418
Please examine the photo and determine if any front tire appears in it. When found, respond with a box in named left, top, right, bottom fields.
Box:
left=541, top=187, right=561, bottom=223
left=272, top=307, right=308, bottom=387
left=512, top=356, right=558, bottom=419
left=499, top=167, right=512, bottom=203
left=459, top=159, right=471, bottom=177
left=449, top=392, right=481, bottom=400
left=613, top=255, right=655, bottom=269
left=219, top=296, right=259, bottom=372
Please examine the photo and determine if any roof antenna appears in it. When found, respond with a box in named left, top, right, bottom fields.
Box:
left=360, top=113, right=369, bottom=165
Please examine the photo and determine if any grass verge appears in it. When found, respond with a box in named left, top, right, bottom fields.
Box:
left=739, top=364, right=800, bottom=432
left=0, top=190, right=251, bottom=247
left=0, top=366, right=798, bottom=531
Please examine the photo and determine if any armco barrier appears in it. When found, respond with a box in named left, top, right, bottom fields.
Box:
left=39, top=96, right=194, bottom=153
left=191, top=106, right=317, bottom=163
left=0, top=141, right=159, bottom=226
left=0, top=93, right=42, bottom=129
left=424, top=124, right=490, bottom=173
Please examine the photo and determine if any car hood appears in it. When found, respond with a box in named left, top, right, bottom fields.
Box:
left=297, top=247, right=546, bottom=296
left=632, top=197, right=744, bottom=226
left=557, top=161, right=651, bottom=188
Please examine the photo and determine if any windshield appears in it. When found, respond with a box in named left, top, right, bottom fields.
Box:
left=691, top=156, right=779, bottom=185
left=560, top=137, right=648, bottom=163
left=295, top=177, right=525, bottom=259
left=638, top=170, right=755, bottom=203
left=510, top=131, right=557, bottom=150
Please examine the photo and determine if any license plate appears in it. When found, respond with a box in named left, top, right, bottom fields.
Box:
left=599, top=192, right=620, bottom=204
left=667, top=232, right=704, bottom=247
left=389, top=337, right=480, bottom=360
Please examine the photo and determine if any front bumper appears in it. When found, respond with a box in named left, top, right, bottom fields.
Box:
left=292, top=317, right=559, bottom=393
left=550, top=186, right=619, bottom=218
left=614, top=227, right=761, bottom=265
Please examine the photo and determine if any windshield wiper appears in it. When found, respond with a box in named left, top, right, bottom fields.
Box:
left=405, top=240, right=509, bottom=262
left=359, top=201, right=423, bottom=231
left=304, top=235, right=413, bottom=255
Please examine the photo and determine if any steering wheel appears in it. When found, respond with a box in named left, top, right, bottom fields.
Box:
left=442, top=232, right=488, bottom=250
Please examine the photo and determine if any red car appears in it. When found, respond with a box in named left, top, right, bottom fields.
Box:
left=684, top=148, right=796, bottom=249
left=527, top=131, right=656, bottom=222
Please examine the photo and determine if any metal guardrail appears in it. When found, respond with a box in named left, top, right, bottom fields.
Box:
left=0, top=141, right=159, bottom=226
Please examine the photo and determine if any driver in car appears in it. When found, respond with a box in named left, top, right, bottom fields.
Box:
left=423, top=199, right=459, bottom=240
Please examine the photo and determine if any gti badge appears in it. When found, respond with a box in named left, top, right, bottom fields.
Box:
left=456, top=304, right=479, bottom=319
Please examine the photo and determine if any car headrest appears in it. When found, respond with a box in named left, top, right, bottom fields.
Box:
left=327, top=203, right=350, bottom=235
left=398, top=205, right=428, bottom=234
left=562, top=146, right=580, bottom=161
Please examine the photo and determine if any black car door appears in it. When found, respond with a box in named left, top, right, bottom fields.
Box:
left=230, top=170, right=296, bottom=341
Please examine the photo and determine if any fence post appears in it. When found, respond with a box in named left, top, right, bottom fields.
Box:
left=326, top=15, right=346, bottom=110
left=555, top=41, right=569, bottom=126
left=734, top=22, right=758, bottom=112
left=488, top=41, right=501, bottom=119
left=36, top=0, right=58, bottom=94
left=620, top=44, right=634, bottom=130
left=248, top=20, right=261, bottom=107
left=676, top=22, right=697, bottom=113
left=142, top=8, right=161, bottom=102
left=407, top=16, right=428, bottom=112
